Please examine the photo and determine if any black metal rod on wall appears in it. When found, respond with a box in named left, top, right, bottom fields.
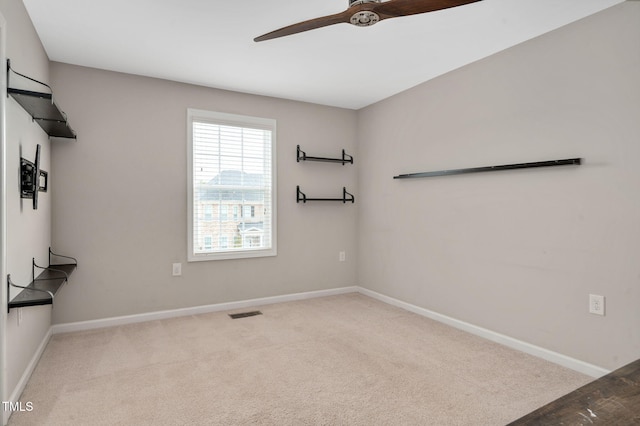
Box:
left=296, top=186, right=355, bottom=203
left=393, top=158, right=582, bottom=180
left=297, top=145, right=353, bottom=165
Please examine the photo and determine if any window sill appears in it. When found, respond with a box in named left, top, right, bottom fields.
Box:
left=188, top=248, right=277, bottom=262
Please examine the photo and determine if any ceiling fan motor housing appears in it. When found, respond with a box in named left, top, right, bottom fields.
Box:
left=349, top=0, right=381, bottom=26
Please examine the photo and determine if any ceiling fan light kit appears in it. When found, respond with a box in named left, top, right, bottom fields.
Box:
left=254, top=0, right=483, bottom=42
left=350, top=11, right=380, bottom=27
left=350, top=0, right=381, bottom=27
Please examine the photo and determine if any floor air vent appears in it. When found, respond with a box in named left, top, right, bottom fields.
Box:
left=229, top=311, right=262, bottom=319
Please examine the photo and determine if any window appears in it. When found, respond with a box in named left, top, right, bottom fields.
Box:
left=188, top=109, right=277, bottom=261
left=204, top=204, right=213, bottom=221
left=243, top=205, right=254, bottom=218
left=203, top=236, right=212, bottom=250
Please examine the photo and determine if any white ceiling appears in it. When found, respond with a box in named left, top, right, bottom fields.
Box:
left=23, top=0, right=624, bottom=110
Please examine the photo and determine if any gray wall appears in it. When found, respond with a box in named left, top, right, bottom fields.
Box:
left=3, top=1, right=639, bottom=405
left=357, top=1, right=640, bottom=371
left=0, top=0, right=52, bottom=405
left=49, top=64, right=358, bottom=324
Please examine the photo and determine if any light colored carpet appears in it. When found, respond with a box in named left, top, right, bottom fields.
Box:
left=8, top=293, right=591, bottom=425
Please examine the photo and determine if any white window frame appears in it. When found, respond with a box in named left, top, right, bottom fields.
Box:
left=187, top=109, right=277, bottom=261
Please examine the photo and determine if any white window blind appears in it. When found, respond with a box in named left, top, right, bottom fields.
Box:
left=188, top=109, right=277, bottom=261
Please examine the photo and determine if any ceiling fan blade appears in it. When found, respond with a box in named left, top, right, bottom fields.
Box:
left=255, top=0, right=482, bottom=42
left=254, top=11, right=351, bottom=42
left=373, top=0, right=482, bottom=20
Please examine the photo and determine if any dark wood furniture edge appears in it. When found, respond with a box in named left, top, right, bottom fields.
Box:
left=508, top=358, right=640, bottom=424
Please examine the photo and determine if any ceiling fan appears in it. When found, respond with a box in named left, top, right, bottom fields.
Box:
left=254, top=0, right=483, bottom=42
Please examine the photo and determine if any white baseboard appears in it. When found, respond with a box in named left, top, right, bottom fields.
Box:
left=4, top=327, right=52, bottom=425
left=357, top=287, right=610, bottom=378
left=51, top=286, right=359, bottom=334
left=49, top=284, right=609, bottom=378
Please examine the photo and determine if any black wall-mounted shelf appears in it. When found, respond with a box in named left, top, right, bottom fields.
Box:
left=7, top=59, right=76, bottom=139
left=297, top=185, right=354, bottom=203
left=7, top=249, right=77, bottom=312
left=297, top=145, right=353, bottom=165
left=393, top=158, right=581, bottom=180
left=7, top=89, right=76, bottom=139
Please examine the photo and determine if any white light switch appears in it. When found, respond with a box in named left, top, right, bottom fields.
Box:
left=172, top=263, right=182, bottom=276
left=589, top=294, right=605, bottom=316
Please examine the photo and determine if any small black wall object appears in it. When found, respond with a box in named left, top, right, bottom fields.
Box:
left=20, top=144, right=47, bottom=209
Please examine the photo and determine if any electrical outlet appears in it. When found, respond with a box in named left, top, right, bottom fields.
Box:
left=172, top=263, right=182, bottom=276
left=339, top=251, right=346, bottom=262
left=589, top=294, right=605, bottom=316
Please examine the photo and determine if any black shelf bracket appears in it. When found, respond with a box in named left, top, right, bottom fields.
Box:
left=6, top=59, right=77, bottom=139
left=33, top=259, right=69, bottom=283
left=49, top=247, right=78, bottom=267
left=7, top=248, right=78, bottom=312
left=393, top=158, right=582, bottom=180
left=297, top=145, right=353, bottom=165
left=297, top=185, right=355, bottom=203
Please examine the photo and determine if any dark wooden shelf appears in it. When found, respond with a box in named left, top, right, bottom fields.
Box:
left=393, top=158, right=581, bottom=180
left=7, top=88, right=77, bottom=139
left=8, top=264, right=76, bottom=310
